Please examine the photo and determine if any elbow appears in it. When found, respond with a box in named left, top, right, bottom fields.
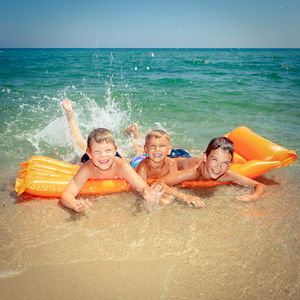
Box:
left=60, top=192, right=67, bottom=207
left=60, top=191, right=72, bottom=209
left=256, top=182, right=266, bottom=197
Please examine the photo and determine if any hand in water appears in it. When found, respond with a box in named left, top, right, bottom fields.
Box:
left=184, top=195, right=205, bottom=208
left=143, top=184, right=164, bottom=205
left=160, top=194, right=176, bottom=205
left=236, top=194, right=257, bottom=202
left=73, top=198, right=93, bottom=212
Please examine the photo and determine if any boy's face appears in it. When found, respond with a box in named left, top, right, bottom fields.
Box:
left=87, top=141, right=116, bottom=170
left=144, top=136, right=171, bottom=164
left=204, top=148, right=232, bottom=179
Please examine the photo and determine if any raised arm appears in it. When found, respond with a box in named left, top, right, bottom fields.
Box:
left=62, top=99, right=86, bottom=152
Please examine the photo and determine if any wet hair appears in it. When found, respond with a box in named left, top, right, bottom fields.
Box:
left=205, top=137, right=234, bottom=160
left=87, top=128, right=117, bottom=150
left=145, top=129, right=170, bottom=145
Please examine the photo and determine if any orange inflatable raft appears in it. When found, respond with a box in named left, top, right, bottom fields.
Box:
left=15, top=126, right=297, bottom=198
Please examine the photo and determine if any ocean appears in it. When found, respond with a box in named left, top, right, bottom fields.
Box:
left=0, top=48, right=300, bottom=299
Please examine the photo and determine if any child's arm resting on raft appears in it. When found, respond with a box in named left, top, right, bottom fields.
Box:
left=60, top=165, right=93, bottom=212
left=225, top=170, right=266, bottom=202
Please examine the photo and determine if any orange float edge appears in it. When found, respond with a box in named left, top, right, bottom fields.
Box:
left=15, top=126, right=297, bottom=198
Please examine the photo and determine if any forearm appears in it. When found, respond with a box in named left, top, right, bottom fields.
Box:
left=68, top=117, right=86, bottom=152
left=61, top=191, right=77, bottom=210
left=159, top=182, right=183, bottom=199
left=253, top=183, right=266, bottom=198
left=236, top=182, right=267, bottom=202
left=158, top=168, right=197, bottom=186
left=159, top=182, right=205, bottom=207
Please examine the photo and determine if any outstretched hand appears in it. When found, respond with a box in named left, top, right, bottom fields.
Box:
left=73, top=198, right=93, bottom=212
left=143, top=184, right=164, bottom=205
left=235, top=194, right=257, bottom=202
left=184, top=194, right=205, bottom=208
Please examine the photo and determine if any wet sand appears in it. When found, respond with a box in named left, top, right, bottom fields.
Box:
left=0, top=168, right=300, bottom=299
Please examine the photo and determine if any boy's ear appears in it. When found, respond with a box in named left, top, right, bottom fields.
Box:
left=144, top=145, right=148, bottom=154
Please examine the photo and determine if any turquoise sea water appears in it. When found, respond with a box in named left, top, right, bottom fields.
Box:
left=1, top=49, right=300, bottom=297
left=1, top=49, right=299, bottom=173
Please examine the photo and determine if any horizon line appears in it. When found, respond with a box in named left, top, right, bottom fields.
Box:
left=1, top=47, right=300, bottom=50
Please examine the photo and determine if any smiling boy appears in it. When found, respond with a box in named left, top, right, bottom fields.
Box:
left=61, top=128, right=163, bottom=212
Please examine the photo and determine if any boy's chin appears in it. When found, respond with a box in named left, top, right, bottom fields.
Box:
left=93, top=161, right=113, bottom=170
left=149, top=155, right=167, bottom=161
left=149, top=158, right=165, bottom=164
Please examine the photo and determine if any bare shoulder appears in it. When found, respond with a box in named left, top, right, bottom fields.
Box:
left=175, top=157, right=202, bottom=170
left=134, top=159, right=151, bottom=176
left=165, top=157, right=177, bottom=171
left=114, top=157, right=130, bottom=171
left=73, top=160, right=95, bottom=181
left=114, top=157, right=135, bottom=175
left=135, top=159, right=150, bottom=172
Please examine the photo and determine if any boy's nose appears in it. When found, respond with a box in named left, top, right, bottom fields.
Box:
left=215, top=163, right=222, bottom=171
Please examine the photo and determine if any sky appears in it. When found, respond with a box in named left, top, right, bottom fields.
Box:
left=0, top=0, right=299, bottom=48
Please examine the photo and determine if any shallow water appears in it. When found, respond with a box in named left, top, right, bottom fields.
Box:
left=1, top=167, right=300, bottom=299
left=0, top=48, right=300, bottom=299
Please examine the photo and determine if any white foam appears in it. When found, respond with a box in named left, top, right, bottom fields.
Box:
left=24, top=83, right=133, bottom=159
left=30, top=117, right=71, bottom=147
left=0, top=269, right=23, bottom=279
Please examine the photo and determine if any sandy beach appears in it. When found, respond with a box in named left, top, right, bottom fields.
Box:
left=1, top=168, right=300, bottom=299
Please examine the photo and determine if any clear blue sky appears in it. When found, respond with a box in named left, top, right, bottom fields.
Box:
left=0, top=0, right=299, bottom=48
